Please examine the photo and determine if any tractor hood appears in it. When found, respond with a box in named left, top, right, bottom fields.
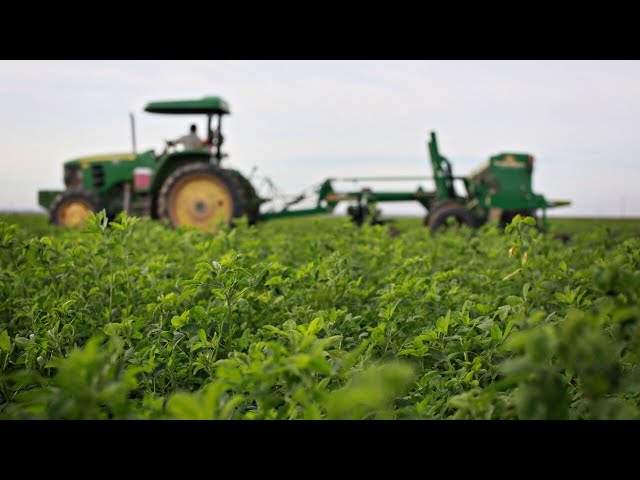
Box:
left=64, top=152, right=139, bottom=168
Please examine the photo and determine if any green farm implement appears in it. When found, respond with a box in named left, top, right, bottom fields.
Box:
left=38, top=96, right=570, bottom=233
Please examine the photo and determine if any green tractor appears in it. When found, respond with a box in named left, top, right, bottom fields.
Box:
left=38, top=96, right=261, bottom=233
left=38, top=95, right=569, bottom=234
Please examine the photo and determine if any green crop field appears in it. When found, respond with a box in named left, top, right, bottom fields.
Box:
left=1, top=212, right=639, bottom=419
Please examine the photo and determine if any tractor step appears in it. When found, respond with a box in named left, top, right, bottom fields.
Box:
left=131, top=194, right=152, bottom=217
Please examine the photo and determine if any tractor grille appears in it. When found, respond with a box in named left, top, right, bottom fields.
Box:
left=91, top=165, right=105, bottom=188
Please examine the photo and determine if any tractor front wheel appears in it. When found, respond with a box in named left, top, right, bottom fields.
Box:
left=427, top=203, right=477, bottom=235
left=49, top=188, right=103, bottom=229
left=156, top=163, right=249, bottom=234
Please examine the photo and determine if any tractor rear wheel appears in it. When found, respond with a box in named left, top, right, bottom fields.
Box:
left=427, top=202, right=477, bottom=235
left=49, top=188, right=103, bottom=229
left=156, top=163, right=249, bottom=234
left=227, top=169, right=260, bottom=225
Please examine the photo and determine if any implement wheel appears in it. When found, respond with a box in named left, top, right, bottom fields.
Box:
left=157, top=163, right=249, bottom=234
left=500, top=209, right=537, bottom=228
left=423, top=199, right=463, bottom=227
left=427, top=202, right=477, bottom=235
left=49, top=188, right=102, bottom=229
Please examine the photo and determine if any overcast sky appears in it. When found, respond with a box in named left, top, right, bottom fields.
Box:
left=1, top=60, right=639, bottom=217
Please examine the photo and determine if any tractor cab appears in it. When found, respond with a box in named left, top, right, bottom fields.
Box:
left=144, top=96, right=231, bottom=164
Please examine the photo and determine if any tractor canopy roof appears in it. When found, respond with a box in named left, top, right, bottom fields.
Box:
left=144, top=96, right=230, bottom=115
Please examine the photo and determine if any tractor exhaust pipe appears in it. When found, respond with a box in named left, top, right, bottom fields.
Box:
left=123, top=183, right=131, bottom=215
left=130, top=112, right=137, bottom=154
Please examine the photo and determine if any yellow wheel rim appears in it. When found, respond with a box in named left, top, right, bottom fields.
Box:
left=57, top=200, right=92, bottom=228
left=168, top=173, right=233, bottom=233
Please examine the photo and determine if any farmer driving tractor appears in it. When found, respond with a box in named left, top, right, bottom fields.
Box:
left=166, top=124, right=222, bottom=152
left=167, top=124, right=206, bottom=150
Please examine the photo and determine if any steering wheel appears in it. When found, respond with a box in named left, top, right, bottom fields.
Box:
left=161, top=140, right=177, bottom=156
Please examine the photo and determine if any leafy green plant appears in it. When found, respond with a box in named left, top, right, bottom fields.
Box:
left=0, top=213, right=638, bottom=419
